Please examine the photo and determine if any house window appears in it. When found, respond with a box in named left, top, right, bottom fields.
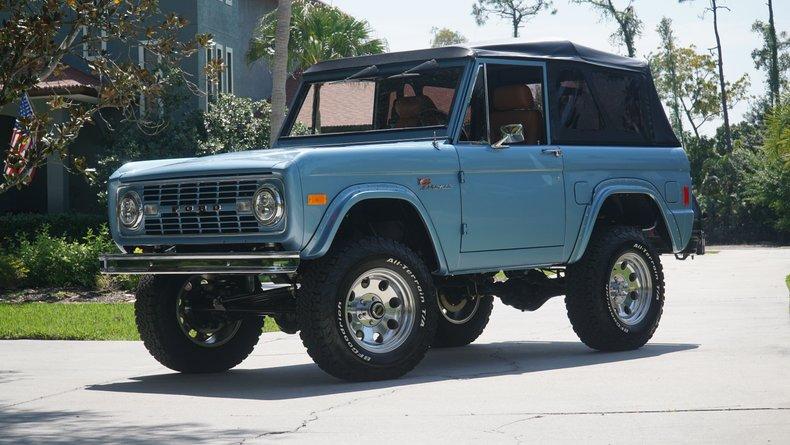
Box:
left=205, top=43, right=233, bottom=109
left=225, top=47, right=234, bottom=94
left=138, top=43, right=162, bottom=116
left=82, top=27, right=107, bottom=61
left=205, top=46, right=214, bottom=110
left=215, top=44, right=224, bottom=94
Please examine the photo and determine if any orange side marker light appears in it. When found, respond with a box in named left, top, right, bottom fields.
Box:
left=307, top=194, right=327, bottom=206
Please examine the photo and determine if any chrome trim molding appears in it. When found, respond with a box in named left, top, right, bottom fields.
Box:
left=99, top=252, right=299, bottom=275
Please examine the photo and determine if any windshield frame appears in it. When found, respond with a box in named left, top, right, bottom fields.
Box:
left=277, top=58, right=473, bottom=147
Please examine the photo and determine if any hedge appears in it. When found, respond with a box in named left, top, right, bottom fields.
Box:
left=0, top=213, right=107, bottom=246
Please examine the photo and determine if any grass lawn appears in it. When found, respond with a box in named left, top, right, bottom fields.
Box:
left=0, top=303, right=279, bottom=341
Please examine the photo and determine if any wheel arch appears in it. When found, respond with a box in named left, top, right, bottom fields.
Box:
left=568, top=179, right=683, bottom=264
left=301, top=183, right=449, bottom=274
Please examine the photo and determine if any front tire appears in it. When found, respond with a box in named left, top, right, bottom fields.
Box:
left=135, top=275, right=264, bottom=373
left=565, top=226, right=665, bottom=351
left=297, top=237, right=438, bottom=381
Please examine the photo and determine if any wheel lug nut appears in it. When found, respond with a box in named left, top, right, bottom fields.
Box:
left=378, top=280, right=389, bottom=291
left=389, top=297, right=401, bottom=308
left=629, top=273, right=637, bottom=281
left=355, top=330, right=364, bottom=340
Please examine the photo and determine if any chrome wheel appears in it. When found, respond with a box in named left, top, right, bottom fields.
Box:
left=176, top=277, right=241, bottom=348
left=608, top=252, right=653, bottom=326
left=344, top=268, right=416, bottom=354
left=438, top=291, right=481, bottom=325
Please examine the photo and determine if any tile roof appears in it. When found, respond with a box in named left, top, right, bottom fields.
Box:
left=29, top=65, right=99, bottom=98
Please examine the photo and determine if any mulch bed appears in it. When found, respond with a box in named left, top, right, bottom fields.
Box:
left=0, top=288, right=135, bottom=304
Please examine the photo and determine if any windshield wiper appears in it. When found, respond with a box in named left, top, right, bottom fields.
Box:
left=327, top=65, right=379, bottom=85
left=387, top=59, right=439, bottom=79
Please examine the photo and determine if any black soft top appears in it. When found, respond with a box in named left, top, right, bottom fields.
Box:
left=304, top=40, right=649, bottom=75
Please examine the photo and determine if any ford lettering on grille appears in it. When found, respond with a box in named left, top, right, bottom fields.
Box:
left=141, top=179, right=262, bottom=235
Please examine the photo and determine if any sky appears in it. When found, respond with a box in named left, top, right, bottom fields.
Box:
left=325, top=0, right=789, bottom=135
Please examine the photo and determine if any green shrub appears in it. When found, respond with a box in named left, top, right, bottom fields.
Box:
left=0, top=255, right=28, bottom=290
left=16, top=226, right=115, bottom=288
left=0, top=213, right=107, bottom=247
left=96, top=274, right=141, bottom=293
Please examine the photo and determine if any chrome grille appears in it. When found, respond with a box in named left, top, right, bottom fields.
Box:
left=142, top=178, right=261, bottom=236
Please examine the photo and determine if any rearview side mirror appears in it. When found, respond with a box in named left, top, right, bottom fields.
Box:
left=492, top=124, right=525, bottom=149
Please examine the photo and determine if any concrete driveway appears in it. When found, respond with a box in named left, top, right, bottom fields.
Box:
left=1, top=247, right=789, bottom=444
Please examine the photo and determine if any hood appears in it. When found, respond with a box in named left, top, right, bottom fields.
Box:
left=111, top=148, right=312, bottom=182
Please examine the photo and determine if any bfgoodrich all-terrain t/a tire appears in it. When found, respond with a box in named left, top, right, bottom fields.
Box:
left=135, top=275, right=264, bottom=373
left=565, top=226, right=665, bottom=351
left=297, top=236, right=438, bottom=382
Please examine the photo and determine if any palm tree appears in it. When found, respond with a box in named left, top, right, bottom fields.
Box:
left=248, top=0, right=387, bottom=136
left=269, top=0, right=292, bottom=147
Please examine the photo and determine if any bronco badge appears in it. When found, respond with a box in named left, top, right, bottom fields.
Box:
left=418, top=177, right=453, bottom=190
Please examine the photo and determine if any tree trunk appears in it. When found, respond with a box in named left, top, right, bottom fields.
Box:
left=711, top=0, right=732, bottom=152
left=625, top=35, right=636, bottom=58
left=767, top=0, right=780, bottom=105
left=680, top=97, right=701, bottom=140
left=512, top=17, right=519, bottom=38
left=269, top=0, right=292, bottom=147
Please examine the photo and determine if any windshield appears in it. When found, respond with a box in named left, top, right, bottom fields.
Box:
left=284, top=65, right=465, bottom=137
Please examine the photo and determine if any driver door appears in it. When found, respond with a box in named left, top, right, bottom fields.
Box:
left=455, top=62, right=565, bottom=266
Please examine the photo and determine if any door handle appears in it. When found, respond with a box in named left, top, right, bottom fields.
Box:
left=541, top=148, right=562, bottom=157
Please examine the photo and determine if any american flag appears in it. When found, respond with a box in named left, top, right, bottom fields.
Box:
left=3, top=93, right=37, bottom=181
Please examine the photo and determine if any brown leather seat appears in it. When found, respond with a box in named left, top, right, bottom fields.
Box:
left=489, top=85, right=544, bottom=145
left=392, top=95, right=443, bottom=128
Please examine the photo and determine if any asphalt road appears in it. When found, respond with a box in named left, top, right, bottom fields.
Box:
left=1, top=247, right=789, bottom=444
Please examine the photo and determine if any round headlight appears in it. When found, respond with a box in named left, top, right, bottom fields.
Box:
left=253, top=185, right=284, bottom=226
left=118, top=190, right=143, bottom=229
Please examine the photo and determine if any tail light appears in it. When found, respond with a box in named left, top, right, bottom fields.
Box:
left=683, top=186, right=690, bottom=207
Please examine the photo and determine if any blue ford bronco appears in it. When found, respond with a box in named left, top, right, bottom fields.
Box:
left=101, top=41, right=705, bottom=381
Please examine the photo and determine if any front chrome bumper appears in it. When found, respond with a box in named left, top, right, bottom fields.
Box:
left=99, top=252, right=299, bottom=275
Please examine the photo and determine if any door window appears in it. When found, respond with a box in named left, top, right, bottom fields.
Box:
left=458, top=63, right=547, bottom=146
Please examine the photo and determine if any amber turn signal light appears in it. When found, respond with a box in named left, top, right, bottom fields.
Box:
left=307, top=194, right=327, bottom=206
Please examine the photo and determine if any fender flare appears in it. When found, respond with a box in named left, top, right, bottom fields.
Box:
left=300, top=183, right=450, bottom=274
left=568, top=179, right=683, bottom=264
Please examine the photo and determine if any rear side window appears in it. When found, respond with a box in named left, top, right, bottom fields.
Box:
left=589, top=71, right=650, bottom=142
left=552, top=68, right=604, bottom=138
left=549, top=64, right=664, bottom=146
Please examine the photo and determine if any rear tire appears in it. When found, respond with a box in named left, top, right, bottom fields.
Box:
left=433, top=294, right=493, bottom=348
left=297, top=236, right=438, bottom=381
left=135, top=275, right=263, bottom=373
left=565, top=226, right=665, bottom=351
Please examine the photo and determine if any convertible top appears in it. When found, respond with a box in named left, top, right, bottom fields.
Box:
left=304, top=40, right=649, bottom=75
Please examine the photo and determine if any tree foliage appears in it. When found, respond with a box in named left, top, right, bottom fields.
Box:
left=0, top=0, right=210, bottom=194
left=569, top=0, right=642, bottom=58
left=430, top=27, right=468, bottom=48
left=471, top=0, right=556, bottom=38
left=651, top=42, right=749, bottom=140
left=747, top=98, right=790, bottom=232
left=199, top=94, right=273, bottom=155
left=752, top=17, right=789, bottom=105
left=679, top=0, right=735, bottom=151
left=247, top=0, right=387, bottom=74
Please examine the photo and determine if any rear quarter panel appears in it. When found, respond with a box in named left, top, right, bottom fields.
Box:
left=561, top=145, right=694, bottom=262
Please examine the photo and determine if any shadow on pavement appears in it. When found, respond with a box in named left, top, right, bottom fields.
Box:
left=88, top=340, right=697, bottom=401
left=0, top=407, right=257, bottom=445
